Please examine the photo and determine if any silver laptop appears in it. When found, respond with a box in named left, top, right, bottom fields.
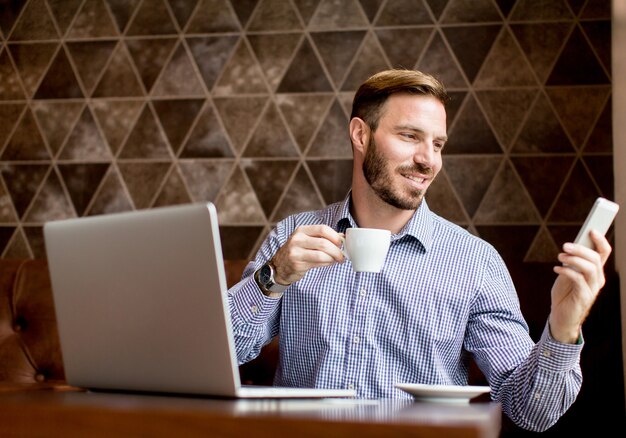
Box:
left=43, top=202, right=355, bottom=399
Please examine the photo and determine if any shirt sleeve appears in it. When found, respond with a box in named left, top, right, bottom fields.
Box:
left=466, top=248, right=583, bottom=432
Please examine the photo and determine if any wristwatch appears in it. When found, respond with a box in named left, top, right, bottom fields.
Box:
left=254, top=261, right=288, bottom=298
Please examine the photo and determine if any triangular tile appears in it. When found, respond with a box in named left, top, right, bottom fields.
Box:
left=276, top=38, right=333, bottom=92
left=153, top=99, right=205, bottom=153
left=247, top=0, right=302, bottom=31
left=66, top=0, right=118, bottom=38
left=3, top=228, right=31, bottom=259
left=307, top=100, right=352, bottom=157
left=511, top=156, right=574, bottom=217
left=247, top=33, right=303, bottom=90
left=152, top=165, right=192, bottom=207
left=444, top=156, right=501, bottom=217
left=66, top=41, right=117, bottom=95
left=444, top=91, right=466, bottom=128
left=118, top=161, right=171, bottom=209
left=119, top=105, right=172, bottom=159
left=0, top=227, right=16, bottom=256
left=548, top=225, right=581, bottom=253
left=475, top=225, right=538, bottom=266
left=525, top=226, right=560, bottom=263
left=0, top=103, right=24, bottom=150
left=583, top=97, right=611, bottom=153
left=306, top=159, right=352, bottom=205
left=185, top=0, right=240, bottom=33
left=33, top=47, right=83, bottom=99
left=375, top=0, right=433, bottom=25
left=219, top=225, right=264, bottom=260
left=424, top=169, right=468, bottom=224
left=446, top=95, right=502, bottom=154
left=474, top=161, right=540, bottom=224
left=416, top=30, right=467, bottom=88
left=32, top=102, right=83, bottom=157
left=105, top=0, right=141, bottom=33
left=125, top=38, right=177, bottom=93
left=547, top=27, right=609, bottom=85
left=277, top=94, right=333, bottom=153
left=511, top=93, right=575, bottom=154
left=213, top=39, right=269, bottom=95
left=0, top=1, right=26, bottom=37
left=293, top=0, right=321, bottom=24
left=440, top=0, right=501, bottom=22
left=583, top=156, right=614, bottom=200
left=358, top=0, right=383, bottom=22
left=475, top=89, right=537, bottom=150
left=566, top=0, right=586, bottom=15
left=23, top=226, right=46, bottom=258
left=213, top=96, right=268, bottom=154
left=58, top=163, right=110, bottom=216
left=59, top=107, right=112, bottom=161
left=92, top=44, right=143, bottom=97
left=271, top=165, right=324, bottom=222
left=1, top=109, right=50, bottom=161
left=548, top=160, right=600, bottom=222
left=510, top=23, right=572, bottom=83
left=443, top=25, right=501, bottom=83
left=0, top=164, right=49, bottom=218
left=546, top=86, right=610, bottom=149
left=215, top=166, right=265, bottom=223
left=493, top=0, right=516, bottom=17
left=341, top=32, right=389, bottom=91
left=167, top=0, right=199, bottom=29
left=126, top=0, right=177, bottom=35
left=178, top=159, right=234, bottom=202
left=242, top=158, right=298, bottom=216
left=580, top=0, right=610, bottom=19
left=8, top=0, right=59, bottom=40
left=375, top=27, right=432, bottom=69
left=24, top=169, right=75, bottom=221
left=186, top=35, right=239, bottom=90
left=91, top=100, right=143, bottom=155
left=0, top=48, right=26, bottom=99
left=8, top=42, right=57, bottom=98
left=510, top=0, right=573, bottom=20
left=243, top=103, right=299, bottom=158
left=87, top=167, right=133, bottom=215
left=581, top=20, right=611, bottom=75
left=336, top=91, right=354, bottom=117
left=474, top=28, right=537, bottom=87
left=180, top=105, right=234, bottom=158
left=0, top=177, right=18, bottom=222
left=310, top=30, right=365, bottom=86
left=309, top=0, right=368, bottom=29
left=151, top=42, right=205, bottom=96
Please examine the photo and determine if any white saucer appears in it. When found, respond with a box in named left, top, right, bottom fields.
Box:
left=395, top=383, right=491, bottom=404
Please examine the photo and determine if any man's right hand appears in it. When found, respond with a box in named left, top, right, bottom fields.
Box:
left=271, top=225, right=346, bottom=286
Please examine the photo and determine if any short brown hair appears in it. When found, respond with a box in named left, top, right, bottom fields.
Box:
left=351, top=69, right=448, bottom=131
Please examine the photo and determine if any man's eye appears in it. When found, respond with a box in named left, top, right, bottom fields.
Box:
left=401, top=133, right=416, bottom=140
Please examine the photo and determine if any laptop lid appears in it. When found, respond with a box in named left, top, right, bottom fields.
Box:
left=44, top=202, right=354, bottom=399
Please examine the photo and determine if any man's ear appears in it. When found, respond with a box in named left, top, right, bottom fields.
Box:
left=349, top=117, right=369, bottom=153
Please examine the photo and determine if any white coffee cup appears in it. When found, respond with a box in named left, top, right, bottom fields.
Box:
left=342, top=228, right=391, bottom=273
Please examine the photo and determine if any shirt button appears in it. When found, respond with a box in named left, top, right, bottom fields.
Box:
left=250, top=305, right=259, bottom=314
left=347, top=383, right=355, bottom=390
left=359, top=288, right=366, bottom=297
left=542, top=349, right=551, bottom=358
left=353, top=336, right=360, bottom=344
left=534, top=392, right=541, bottom=400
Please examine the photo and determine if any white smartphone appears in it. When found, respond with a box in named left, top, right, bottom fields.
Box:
left=574, top=197, right=619, bottom=249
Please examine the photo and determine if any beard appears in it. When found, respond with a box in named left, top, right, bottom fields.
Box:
left=362, top=136, right=433, bottom=210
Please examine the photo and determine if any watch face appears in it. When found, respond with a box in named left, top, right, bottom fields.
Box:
left=259, top=264, right=273, bottom=285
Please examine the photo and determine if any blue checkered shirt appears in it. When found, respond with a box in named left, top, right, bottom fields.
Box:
left=228, top=195, right=583, bottom=432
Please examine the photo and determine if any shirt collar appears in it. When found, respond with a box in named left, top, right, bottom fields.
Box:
left=332, top=192, right=434, bottom=252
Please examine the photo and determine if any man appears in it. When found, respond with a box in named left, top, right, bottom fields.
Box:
left=227, top=69, right=612, bottom=432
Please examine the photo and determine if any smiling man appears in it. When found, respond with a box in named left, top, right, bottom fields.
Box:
left=226, top=69, right=612, bottom=432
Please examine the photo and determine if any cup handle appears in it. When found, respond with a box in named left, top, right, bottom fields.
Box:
left=339, top=234, right=349, bottom=260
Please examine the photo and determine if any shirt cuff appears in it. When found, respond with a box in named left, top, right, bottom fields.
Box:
left=230, top=277, right=281, bottom=324
left=537, top=322, right=583, bottom=371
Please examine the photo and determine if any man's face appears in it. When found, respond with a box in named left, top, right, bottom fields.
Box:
left=362, top=93, right=447, bottom=210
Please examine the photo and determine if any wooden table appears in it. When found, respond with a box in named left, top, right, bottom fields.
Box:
left=0, top=384, right=501, bottom=437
